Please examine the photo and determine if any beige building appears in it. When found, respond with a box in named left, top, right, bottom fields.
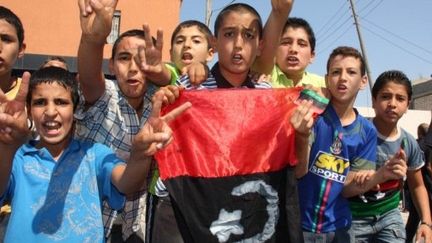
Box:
left=3, top=0, right=182, bottom=73
left=412, top=78, right=432, bottom=111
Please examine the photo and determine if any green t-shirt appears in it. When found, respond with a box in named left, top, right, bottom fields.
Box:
left=270, top=65, right=326, bottom=88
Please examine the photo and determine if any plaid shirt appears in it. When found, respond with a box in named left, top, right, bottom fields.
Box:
left=74, top=79, right=156, bottom=240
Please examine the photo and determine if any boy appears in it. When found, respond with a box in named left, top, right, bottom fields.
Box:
left=167, top=20, right=214, bottom=85
left=0, top=6, right=26, bottom=102
left=0, top=67, right=188, bottom=242
left=271, top=17, right=326, bottom=88
left=152, top=2, right=300, bottom=243
left=77, top=0, right=173, bottom=241
left=0, top=6, right=26, bottom=239
left=350, top=70, right=431, bottom=242
left=291, top=46, right=405, bottom=242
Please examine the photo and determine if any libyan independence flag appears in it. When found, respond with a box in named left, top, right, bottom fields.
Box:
left=155, top=88, right=325, bottom=243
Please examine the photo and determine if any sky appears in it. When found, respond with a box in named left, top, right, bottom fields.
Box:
left=180, top=0, right=432, bottom=107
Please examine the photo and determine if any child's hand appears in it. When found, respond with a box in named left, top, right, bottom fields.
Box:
left=271, top=0, right=293, bottom=16
left=181, top=62, right=209, bottom=86
left=303, top=84, right=331, bottom=100
left=352, top=170, right=375, bottom=188
left=136, top=24, right=164, bottom=76
left=248, top=71, right=271, bottom=83
left=133, top=91, right=191, bottom=157
left=0, top=72, right=30, bottom=147
left=383, top=149, right=407, bottom=180
left=290, top=99, right=314, bottom=138
left=78, top=0, right=118, bottom=43
left=154, top=85, right=183, bottom=105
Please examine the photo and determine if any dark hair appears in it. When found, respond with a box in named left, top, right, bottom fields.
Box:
left=171, top=20, right=213, bottom=49
left=326, top=46, right=366, bottom=76
left=27, top=67, right=79, bottom=111
left=0, top=6, right=24, bottom=49
left=39, top=56, right=69, bottom=70
left=283, top=17, right=316, bottom=52
left=111, top=29, right=156, bottom=59
left=372, top=70, right=412, bottom=100
left=214, top=3, right=263, bottom=39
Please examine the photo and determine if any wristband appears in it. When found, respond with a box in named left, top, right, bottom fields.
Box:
left=420, top=221, right=432, bottom=229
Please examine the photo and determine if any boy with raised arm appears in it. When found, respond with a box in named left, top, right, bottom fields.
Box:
left=77, top=0, right=172, bottom=241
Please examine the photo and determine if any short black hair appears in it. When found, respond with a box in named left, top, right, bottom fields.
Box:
left=27, top=67, right=79, bottom=111
left=0, top=6, right=24, bottom=49
left=171, top=20, right=213, bottom=49
left=214, top=3, right=263, bottom=39
left=327, top=46, right=366, bottom=76
left=372, top=70, right=412, bottom=100
left=111, top=29, right=156, bottom=59
left=283, top=17, right=316, bottom=52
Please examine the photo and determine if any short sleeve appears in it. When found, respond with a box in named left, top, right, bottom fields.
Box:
left=93, top=143, right=126, bottom=210
left=406, top=133, right=425, bottom=170
left=350, top=121, right=377, bottom=171
left=165, top=63, right=180, bottom=85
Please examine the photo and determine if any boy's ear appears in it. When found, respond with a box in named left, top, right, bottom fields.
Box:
left=210, top=36, right=218, bottom=53
left=18, top=43, right=26, bottom=59
left=359, top=74, right=368, bottom=90
left=256, top=39, right=264, bottom=57
left=309, top=51, right=316, bottom=64
left=206, top=46, right=215, bottom=63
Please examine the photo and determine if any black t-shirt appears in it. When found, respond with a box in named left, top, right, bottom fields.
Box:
left=419, top=137, right=432, bottom=200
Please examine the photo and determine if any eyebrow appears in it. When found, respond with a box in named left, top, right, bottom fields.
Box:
left=116, top=51, right=132, bottom=57
left=176, top=35, right=205, bottom=39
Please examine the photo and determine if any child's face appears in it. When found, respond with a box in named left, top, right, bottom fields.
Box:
left=170, top=26, right=214, bottom=70
left=276, top=27, right=314, bottom=77
left=373, top=81, right=409, bottom=125
left=109, top=36, right=148, bottom=102
left=29, top=82, right=74, bottom=151
left=215, top=11, right=262, bottom=78
left=0, top=19, right=25, bottom=77
left=325, top=55, right=367, bottom=105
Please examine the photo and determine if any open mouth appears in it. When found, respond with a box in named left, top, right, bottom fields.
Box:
left=286, top=56, right=299, bottom=65
left=232, top=54, right=243, bottom=64
left=42, top=121, right=61, bottom=135
left=182, top=52, right=193, bottom=61
left=127, top=79, right=141, bottom=85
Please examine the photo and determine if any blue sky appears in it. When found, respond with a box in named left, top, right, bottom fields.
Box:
left=180, top=0, right=432, bottom=107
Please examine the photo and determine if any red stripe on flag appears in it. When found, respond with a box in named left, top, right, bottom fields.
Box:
left=155, top=88, right=302, bottom=179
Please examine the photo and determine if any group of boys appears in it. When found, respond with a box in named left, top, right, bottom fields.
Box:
left=1, top=0, right=431, bottom=242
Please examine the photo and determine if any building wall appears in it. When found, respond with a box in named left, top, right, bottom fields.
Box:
left=357, top=107, right=431, bottom=139
left=412, top=79, right=432, bottom=110
left=3, top=0, right=181, bottom=71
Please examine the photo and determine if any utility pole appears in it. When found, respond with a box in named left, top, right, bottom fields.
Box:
left=205, top=0, right=213, bottom=27
left=349, top=0, right=373, bottom=89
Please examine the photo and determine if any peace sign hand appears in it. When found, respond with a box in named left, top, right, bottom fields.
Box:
left=132, top=90, right=191, bottom=157
left=78, top=0, right=119, bottom=44
left=0, top=72, right=31, bottom=147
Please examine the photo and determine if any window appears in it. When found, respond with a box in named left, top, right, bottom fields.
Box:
left=107, top=10, right=121, bottom=44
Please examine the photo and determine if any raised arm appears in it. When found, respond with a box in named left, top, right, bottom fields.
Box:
left=111, top=91, right=191, bottom=194
left=135, top=24, right=171, bottom=86
left=253, top=0, right=293, bottom=74
left=0, top=72, right=30, bottom=196
left=77, top=0, right=118, bottom=104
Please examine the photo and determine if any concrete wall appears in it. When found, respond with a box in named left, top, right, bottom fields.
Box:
left=2, top=0, right=181, bottom=60
left=356, top=107, right=431, bottom=139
